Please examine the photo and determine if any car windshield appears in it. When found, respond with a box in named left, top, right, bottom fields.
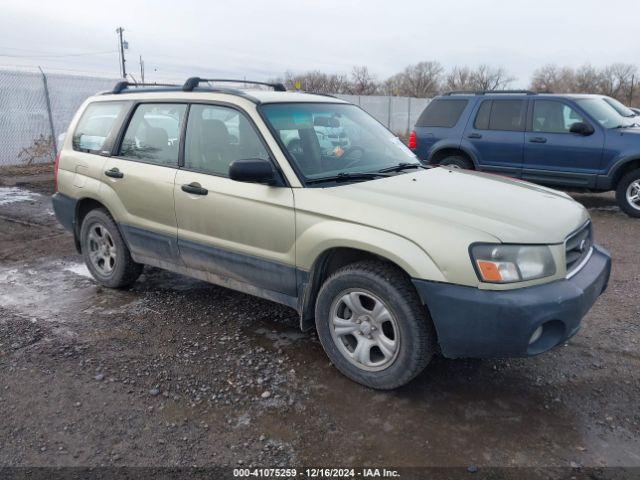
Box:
left=261, top=103, right=420, bottom=182
left=602, top=96, right=636, bottom=118
left=576, top=98, right=636, bottom=128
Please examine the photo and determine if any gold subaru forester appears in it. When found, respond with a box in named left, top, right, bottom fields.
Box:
left=53, top=78, right=611, bottom=389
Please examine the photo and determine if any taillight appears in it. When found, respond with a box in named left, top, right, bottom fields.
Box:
left=54, top=152, right=60, bottom=192
left=408, top=130, right=417, bottom=150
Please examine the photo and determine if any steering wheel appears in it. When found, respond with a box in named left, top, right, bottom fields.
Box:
left=340, top=146, right=366, bottom=168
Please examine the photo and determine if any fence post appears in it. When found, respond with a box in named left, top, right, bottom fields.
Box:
left=407, top=97, right=411, bottom=135
left=38, top=66, right=58, bottom=159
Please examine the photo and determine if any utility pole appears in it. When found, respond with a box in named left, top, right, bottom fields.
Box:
left=139, top=55, right=145, bottom=83
left=116, top=27, right=127, bottom=79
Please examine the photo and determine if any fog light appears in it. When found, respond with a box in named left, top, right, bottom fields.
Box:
left=529, top=326, right=543, bottom=345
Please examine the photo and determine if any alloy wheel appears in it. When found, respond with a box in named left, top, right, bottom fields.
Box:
left=87, top=223, right=117, bottom=275
left=329, top=289, right=400, bottom=371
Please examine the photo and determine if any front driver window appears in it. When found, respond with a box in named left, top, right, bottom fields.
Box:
left=532, top=101, right=585, bottom=133
left=184, top=104, right=269, bottom=176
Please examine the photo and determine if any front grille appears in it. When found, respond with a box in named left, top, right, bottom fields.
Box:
left=565, top=222, right=593, bottom=275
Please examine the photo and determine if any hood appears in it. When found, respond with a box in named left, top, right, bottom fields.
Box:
left=303, top=168, right=588, bottom=244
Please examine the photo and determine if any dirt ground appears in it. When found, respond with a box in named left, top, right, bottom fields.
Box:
left=0, top=166, right=639, bottom=475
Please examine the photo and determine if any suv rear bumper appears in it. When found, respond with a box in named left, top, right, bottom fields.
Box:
left=412, top=245, right=611, bottom=359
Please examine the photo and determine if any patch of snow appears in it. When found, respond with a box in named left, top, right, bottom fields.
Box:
left=588, top=206, right=620, bottom=211
left=0, top=187, right=41, bottom=206
left=64, top=263, right=93, bottom=279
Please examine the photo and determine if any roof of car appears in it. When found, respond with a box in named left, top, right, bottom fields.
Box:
left=96, top=82, right=347, bottom=105
left=437, top=92, right=606, bottom=100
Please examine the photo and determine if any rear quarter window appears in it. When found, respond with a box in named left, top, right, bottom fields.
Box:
left=72, top=102, right=126, bottom=152
left=416, top=99, right=468, bottom=128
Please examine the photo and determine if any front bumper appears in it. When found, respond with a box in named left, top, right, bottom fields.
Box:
left=412, top=245, right=611, bottom=358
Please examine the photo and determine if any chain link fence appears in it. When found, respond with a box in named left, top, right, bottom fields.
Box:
left=0, top=68, right=116, bottom=166
left=0, top=68, right=430, bottom=166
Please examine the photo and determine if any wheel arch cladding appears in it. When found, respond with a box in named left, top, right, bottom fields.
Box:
left=611, top=157, right=640, bottom=188
left=430, top=147, right=475, bottom=167
left=297, top=245, right=439, bottom=331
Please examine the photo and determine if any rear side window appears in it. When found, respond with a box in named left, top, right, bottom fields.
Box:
left=416, top=99, right=468, bottom=128
left=72, top=102, right=125, bottom=152
left=474, top=101, right=491, bottom=129
left=473, top=100, right=526, bottom=132
left=119, top=103, right=187, bottom=166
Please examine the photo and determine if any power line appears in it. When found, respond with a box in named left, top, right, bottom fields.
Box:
left=0, top=50, right=117, bottom=59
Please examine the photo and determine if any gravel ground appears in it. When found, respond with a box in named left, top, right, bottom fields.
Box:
left=0, top=169, right=638, bottom=473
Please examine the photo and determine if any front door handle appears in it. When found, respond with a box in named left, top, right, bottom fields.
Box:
left=181, top=182, right=208, bottom=196
left=467, top=132, right=482, bottom=139
left=529, top=137, right=547, bottom=143
left=104, top=168, right=124, bottom=178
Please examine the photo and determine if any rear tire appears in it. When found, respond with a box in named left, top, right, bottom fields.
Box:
left=616, top=169, right=640, bottom=218
left=315, top=261, right=436, bottom=389
left=439, top=155, right=473, bottom=170
left=80, top=209, right=143, bottom=288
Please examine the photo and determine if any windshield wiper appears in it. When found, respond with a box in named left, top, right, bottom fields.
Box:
left=378, top=162, right=427, bottom=173
left=305, top=171, right=391, bottom=185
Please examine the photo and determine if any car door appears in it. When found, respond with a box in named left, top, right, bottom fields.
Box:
left=174, top=103, right=297, bottom=299
left=522, top=99, right=604, bottom=188
left=101, top=102, right=187, bottom=264
left=462, top=99, right=527, bottom=177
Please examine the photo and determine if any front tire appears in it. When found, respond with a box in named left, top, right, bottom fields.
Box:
left=315, top=261, right=436, bottom=389
left=80, top=209, right=143, bottom=288
left=616, top=169, right=640, bottom=218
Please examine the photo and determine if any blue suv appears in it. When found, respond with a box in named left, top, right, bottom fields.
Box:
left=410, top=91, right=640, bottom=217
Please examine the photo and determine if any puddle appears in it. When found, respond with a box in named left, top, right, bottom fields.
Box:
left=254, top=327, right=307, bottom=348
left=0, top=259, right=135, bottom=323
left=0, top=187, right=41, bottom=206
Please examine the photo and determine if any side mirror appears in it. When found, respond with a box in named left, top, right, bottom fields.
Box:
left=229, top=158, right=276, bottom=185
left=569, top=122, right=594, bottom=136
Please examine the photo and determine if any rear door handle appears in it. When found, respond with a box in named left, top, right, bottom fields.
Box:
left=104, top=168, right=124, bottom=178
left=529, top=137, right=547, bottom=143
left=181, top=182, right=208, bottom=196
left=467, top=133, right=482, bottom=139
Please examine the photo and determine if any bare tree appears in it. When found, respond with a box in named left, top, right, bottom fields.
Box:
left=445, top=66, right=476, bottom=91
left=600, top=63, right=637, bottom=100
left=394, top=61, right=443, bottom=97
left=381, top=73, right=404, bottom=96
left=530, top=64, right=573, bottom=92
left=444, top=65, right=514, bottom=92
left=574, top=64, right=602, bottom=93
left=277, top=70, right=350, bottom=94
left=349, top=66, right=379, bottom=95
left=275, top=61, right=639, bottom=106
left=471, top=64, right=514, bottom=91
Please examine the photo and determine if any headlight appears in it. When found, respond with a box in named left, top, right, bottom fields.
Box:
left=470, top=244, right=556, bottom=283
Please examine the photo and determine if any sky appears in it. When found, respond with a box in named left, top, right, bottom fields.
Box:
left=1, top=0, right=638, bottom=86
